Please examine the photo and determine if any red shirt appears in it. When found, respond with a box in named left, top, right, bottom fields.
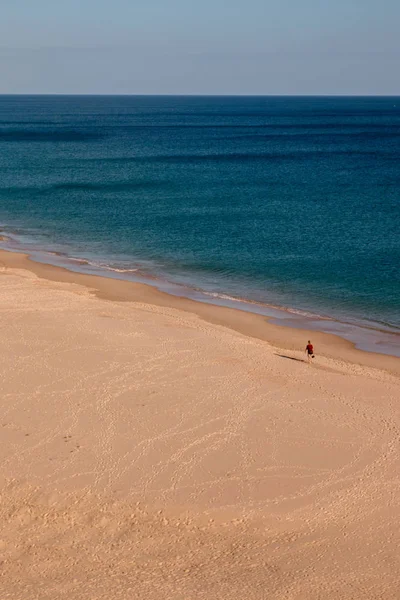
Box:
left=306, top=344, right=313, bottom=353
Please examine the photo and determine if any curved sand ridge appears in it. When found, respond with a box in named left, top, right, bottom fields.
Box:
left=1, top=257, right=400, bottom=599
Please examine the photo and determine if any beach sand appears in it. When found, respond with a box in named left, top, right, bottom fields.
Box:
left=1, top=249, right=400, bottom=599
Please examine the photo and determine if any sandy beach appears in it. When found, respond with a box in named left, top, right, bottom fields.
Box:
left=1, top=248, right=400, bottom=599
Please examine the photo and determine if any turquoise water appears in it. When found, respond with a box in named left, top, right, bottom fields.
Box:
left=0, top=95, right=399, bottom=351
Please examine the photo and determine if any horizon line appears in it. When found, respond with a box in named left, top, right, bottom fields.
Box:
left=1, top=93, right=400, bottom=98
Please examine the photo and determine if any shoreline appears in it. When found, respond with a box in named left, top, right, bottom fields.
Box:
left=2, top=223, right=400, bottom=359
left=1, top=247, right=399, bottom=376
left=1, top=228, right=399, bottom=360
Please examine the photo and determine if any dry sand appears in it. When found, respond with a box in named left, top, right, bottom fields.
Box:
left=1, top=249, right=400, bottom=599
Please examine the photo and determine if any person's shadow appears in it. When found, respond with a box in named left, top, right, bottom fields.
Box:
left=274, top=353, right=305, bottom=363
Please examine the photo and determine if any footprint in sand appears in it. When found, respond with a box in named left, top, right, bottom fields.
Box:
left=70, top=444, right=82, bottom=454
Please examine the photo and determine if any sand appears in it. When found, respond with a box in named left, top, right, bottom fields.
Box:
left=1, top=250, right=400, bottom=599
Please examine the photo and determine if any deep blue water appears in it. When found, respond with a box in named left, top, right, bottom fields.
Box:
left=0, top=95, right=399, bottom=338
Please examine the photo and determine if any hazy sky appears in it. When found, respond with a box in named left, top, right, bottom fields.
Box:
left=1, top=0, right=399, bottom=94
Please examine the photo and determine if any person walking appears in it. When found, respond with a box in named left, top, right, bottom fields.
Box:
left=305, top=340, right=314, bottom=362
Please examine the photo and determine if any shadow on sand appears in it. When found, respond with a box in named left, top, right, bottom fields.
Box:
left=275, top=353, right=305, bottom=363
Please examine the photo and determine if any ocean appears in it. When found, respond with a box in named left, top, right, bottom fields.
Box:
left=0, top=95, right=399, bottom=355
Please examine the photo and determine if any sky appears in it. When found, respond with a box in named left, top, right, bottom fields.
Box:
left=1, top=0, right=399, bottom=95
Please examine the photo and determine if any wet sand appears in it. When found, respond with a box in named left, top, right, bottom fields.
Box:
left=1, top=249, right=400, bottom=599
